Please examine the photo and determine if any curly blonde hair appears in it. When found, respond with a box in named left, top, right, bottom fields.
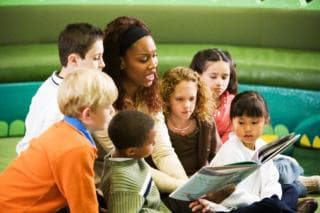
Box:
left=160, top=66, right=214, bottom=123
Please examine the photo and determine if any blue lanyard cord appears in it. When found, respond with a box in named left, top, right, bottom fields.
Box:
left=64, top=116, right=96, bottom=147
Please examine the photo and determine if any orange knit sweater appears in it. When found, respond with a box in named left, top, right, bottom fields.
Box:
left=0, top=121, right=98, bottom=213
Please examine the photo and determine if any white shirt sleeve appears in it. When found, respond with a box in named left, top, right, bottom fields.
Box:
left=16, top=73, right=63, bottom=154
left=209, top=135, right=282, bottom=209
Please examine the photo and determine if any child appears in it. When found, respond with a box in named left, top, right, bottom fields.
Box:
left=16, top=22, right=105, bottom=154
left=190, top=48, right=237, bottom=144
left=0, top=68, right=118, bottom=212
left=159, top=66, right=222, bottom=212
left=191, top=91, right=308, bottom=213
left=190, top=48, right=320, bottom=197
left=160, top=66, right=221, bottom=177
left=99, top=110, right=170, bottom=212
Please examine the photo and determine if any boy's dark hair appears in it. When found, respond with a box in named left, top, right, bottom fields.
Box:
left=108, top=110, right=155, bottom=150
left=58, top=23, right=104, bottom=67
left=230, top=91, right=269, bottom=119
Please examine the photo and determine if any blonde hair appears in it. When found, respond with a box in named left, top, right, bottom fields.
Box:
left=160, top=66, right=214, bottom=123
left=58, top=68, right=118, bottom=117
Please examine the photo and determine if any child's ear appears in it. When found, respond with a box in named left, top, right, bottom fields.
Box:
left=80, top=107, right=92, bottom=124
left=125, top=147, right=137, bottom=157
left=67, top=53, right=80, bottom=67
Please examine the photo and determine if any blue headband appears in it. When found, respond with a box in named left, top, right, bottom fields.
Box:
left=119, top=26, right=150, bottom=55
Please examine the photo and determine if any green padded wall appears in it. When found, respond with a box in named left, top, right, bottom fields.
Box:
left=1, top=44, right=319, bottom=90
left=0, top=1, right=320, bottom=50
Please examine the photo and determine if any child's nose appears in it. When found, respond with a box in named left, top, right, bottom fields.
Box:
left=100, top=59, right=105, bottom=68
left=184, top=101, right=191, bottom=108
left=244, top=125, right=252, bottom=131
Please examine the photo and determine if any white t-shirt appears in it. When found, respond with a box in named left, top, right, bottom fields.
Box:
left=209, top=134, right=282, bottom=210
left=16, top=71, right=64, bottom=154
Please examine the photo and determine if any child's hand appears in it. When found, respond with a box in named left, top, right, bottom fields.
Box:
left=204, top=183, right=235, bottom=203
left=189, top=198, right=213, bottom=212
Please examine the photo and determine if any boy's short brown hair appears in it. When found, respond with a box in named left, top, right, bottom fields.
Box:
left=58, top=23, right=104, bottom=67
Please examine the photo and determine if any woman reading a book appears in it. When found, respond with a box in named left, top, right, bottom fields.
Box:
left=189, top=91, right=307, bottom=213
left=93, top=16, right=188, bottom=193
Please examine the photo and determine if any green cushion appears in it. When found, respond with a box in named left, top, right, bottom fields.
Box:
left=1, top=43, right=320, bottom=90
left=274, top=124, right=290, bottom=137
left=263, top=124, right=274, bottom=135
left=0, top=82, right=40, bottom=123
left=0, top=121, right=8, bottom=137
left=8, top=120, right=25, bottom=137
left=0, top=1, right=319, bottom=90
left=0, top=1, right=319, bottom=50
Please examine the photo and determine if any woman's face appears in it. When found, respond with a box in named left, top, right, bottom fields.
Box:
left=121, top=35, right=158, bottom=89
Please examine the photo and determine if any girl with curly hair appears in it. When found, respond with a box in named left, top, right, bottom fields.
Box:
left=161, top=66, right=221, bottom=177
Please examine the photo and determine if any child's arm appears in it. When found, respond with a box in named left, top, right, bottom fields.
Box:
left=259, top=161, right=282, bottom=199
left=55, top=146, right=98, bottom=213
left=209, top=120, right=222, bottom=161
left=93, top=128, right=115, bottom=154
left=189, top=188, right=260, bottom=212
left=150, top=111, right=188, bottom=181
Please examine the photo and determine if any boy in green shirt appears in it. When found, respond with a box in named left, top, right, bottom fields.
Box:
left=100, top=110, right=170, bottom=212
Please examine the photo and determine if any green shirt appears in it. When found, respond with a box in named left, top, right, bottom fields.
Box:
left=100, top=157, right=170, bottom=213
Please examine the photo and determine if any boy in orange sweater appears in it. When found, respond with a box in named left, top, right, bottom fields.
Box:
left=0, top=68, right=118, bottom=213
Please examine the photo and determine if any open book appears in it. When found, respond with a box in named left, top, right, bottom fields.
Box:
left=169, top=133, right=300, bottom=201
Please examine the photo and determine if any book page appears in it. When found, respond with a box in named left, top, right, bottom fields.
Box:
left=253, top=133, right=300, bottom=163
left=169, top=163, right=259, bottom=201
left=170, top=134, right=300, bottom=201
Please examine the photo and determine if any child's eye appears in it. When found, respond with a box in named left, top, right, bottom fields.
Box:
left=222, top=76, right=228, bottom=80
left=94, top=55, right=102, bottom=61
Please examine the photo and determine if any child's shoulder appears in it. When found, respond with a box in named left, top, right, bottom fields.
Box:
left=107, top=158, right=152, bottom=192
